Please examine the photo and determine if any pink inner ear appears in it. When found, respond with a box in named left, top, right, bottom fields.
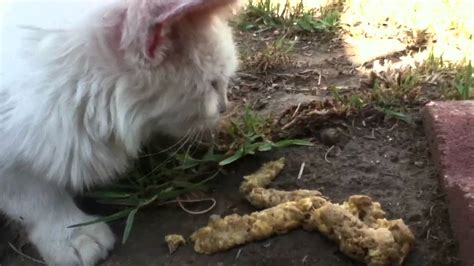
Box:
left=122, top=0, right=237, bottom=59
left=147, top=24, right=163, bottom=59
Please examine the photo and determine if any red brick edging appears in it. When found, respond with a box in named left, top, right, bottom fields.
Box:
left=422, top=100, right=474, bottom=266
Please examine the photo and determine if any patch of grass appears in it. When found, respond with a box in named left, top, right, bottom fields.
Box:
left=370, top=73, right=422, bottom=107
left=328, top=53, right=474, bottom=124
left=418, top=53, right=473, bottom=100
left=297, top=6, right=340, bottom=33
left=237, top=0, right=342, bottom=34
left=182, top=106, right=313, bottom=167
left=454, top=61, right=473, bottom=100
left=71, top=151, right=219, bottom=243
left=72, top=107, right=312, bottom=243
left=217, top=106, right=314, bottom=164
left=243, top=34, right=294, bottom=71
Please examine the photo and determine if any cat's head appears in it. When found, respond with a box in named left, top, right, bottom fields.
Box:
left=87, top=0, right=240, bottom=140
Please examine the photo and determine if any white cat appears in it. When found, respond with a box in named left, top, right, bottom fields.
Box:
left=0, top=0, right=239, bottom=265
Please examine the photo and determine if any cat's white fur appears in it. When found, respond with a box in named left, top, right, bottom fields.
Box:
left=0, top=0, right=238, bottom=265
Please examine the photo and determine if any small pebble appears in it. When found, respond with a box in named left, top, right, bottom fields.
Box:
left=320, top=128, right=340, bottom=146
left=384, top=151, right=399, bottom=162
left=165, top=234, right=186, bottom=254
left=414, top=161, right=425, bottom=167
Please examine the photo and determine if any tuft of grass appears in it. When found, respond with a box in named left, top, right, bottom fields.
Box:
left=297, top=7, right=340, bottom=33
left=216, top=106, right=314, bottom=164
left=243, top=34, right=294, bottom=71
left=237, top=0, right=341, bottom=34
left=71, top=153, right=219, bottom=243
left=454, top=61, right=473, bottom=100
left=327, top=53, right=474, bottom=124
left=237, top=0, right=283, bottom=30
left=418, top=53, right=473, bottom=100
left=182, top=106, right=313, bottom=167
left=72, top=107, right=312, bottom=243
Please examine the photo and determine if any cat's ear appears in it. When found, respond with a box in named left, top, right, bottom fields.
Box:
left=114, top=0, right=239, bottom=60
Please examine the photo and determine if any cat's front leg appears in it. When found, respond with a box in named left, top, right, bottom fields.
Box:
left=0, top=168, right=115, bottom=266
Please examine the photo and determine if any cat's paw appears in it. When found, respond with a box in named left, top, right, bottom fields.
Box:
left=30, top=216, right=115, bottom=266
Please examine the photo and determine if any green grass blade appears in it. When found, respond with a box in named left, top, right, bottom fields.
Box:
left=219, top=149, right=244, bottom=166
left=86, top=191, right=132, bottom=199
left=257, top=142, right=273, bottom=151
left=273, top=139, right=313, bottom=148
left=376, top=106, right=414, bottom=124
left=68, top=208, right=133, bottom=228
left=95, top=198, right=142, bottom=206
left=122, top=208, right=138, bottom=244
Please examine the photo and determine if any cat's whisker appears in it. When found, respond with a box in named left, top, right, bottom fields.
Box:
left=170, top=128, right=198, bottom=157
left=193, top=129, right=204, bottom=147
left=138, top=128, right=193, bottom=158
left=142, top=129, right=197, bottom=177
left=182, top=136, right=196, bottom=160
left=181, top=129, right=200, bottom=158
left=185, top=129, right=204, bottom=157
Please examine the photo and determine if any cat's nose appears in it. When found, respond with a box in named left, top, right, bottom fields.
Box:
left=219, top=102, right=227, bottom=114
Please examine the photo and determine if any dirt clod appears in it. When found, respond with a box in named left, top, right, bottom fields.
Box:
left=165, top=234, right=186, bottom=254
left=320, top=128, right=341, bottom=146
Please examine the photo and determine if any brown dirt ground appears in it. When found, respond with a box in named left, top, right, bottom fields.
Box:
left=0, top=28, right=460, bottom=265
